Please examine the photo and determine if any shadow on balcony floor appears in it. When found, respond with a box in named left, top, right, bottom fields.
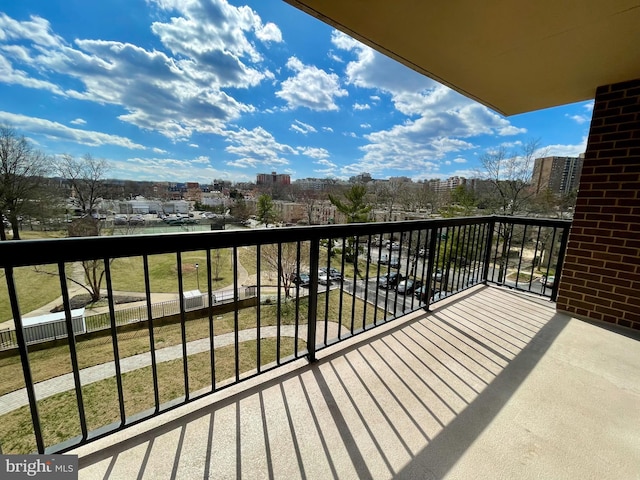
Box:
left=73, top=286, right=640, bottom=479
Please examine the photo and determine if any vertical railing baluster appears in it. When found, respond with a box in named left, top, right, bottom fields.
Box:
left=276, top=243, right=282, bottom=365
left=425, top=225, right=439, bottom=310
left=232, top=247, right=240, bottom=382
left=58, top=263, right=88, bottom=441
left=339, top=236, right=347, bottom=339
left=361, top=234, right=372, bottom=331
left=552, top=225, right=571, bottom=301
left=104, top=258, right=126, bottom=425
left=529, top=227, right=543, bottom=292
left=4, top=266, right=45, bottom=453
left=176, top=252, right=190, bottom=400
left=486, top=219, right=499, bottom=283
left=206, top=249, right=216, bottom=390
left=515, top=224, right=528, bottom=289
left=372, top=236, right=382, bottom=326
left=306, top=238, right=320, bottom=362
left=294, top=241, right=301, bottom=357
left=323, top=238, right=331, bottom=346
left=143, top=255, right=160, bottom=411
left=256, top=246, right=261, bottom=373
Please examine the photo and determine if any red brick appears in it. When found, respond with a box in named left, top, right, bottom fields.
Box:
left=608, top=246, right=638, bottom=256
left=603, top=114, right=635, bottom=125
left=603, top=190, right=636, bottom=199
left=623, top=311, right=640, bottom=322
left=608, top=97, right=639, bottom=108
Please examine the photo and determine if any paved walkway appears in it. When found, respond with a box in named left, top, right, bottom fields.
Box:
left=0, top=320, right=345, bottom=416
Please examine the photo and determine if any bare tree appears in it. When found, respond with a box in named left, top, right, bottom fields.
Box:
left=478, top=139, right=541, bottom=215
left=262, top=242, right=310, bottom=298
left=0, top=125, right=52, bottom=240
left=57, top=153, right=110, bottom=215
left=57, top=154, right=111, bottom=301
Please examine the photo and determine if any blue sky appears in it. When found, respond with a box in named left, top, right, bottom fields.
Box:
left=0, top=0, right=591, bottom=184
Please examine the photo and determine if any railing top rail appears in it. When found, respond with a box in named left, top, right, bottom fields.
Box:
left=0, top=215, right=571, bottom=268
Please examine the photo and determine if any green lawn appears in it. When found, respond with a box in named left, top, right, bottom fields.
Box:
left=0, top=337, right=300, bottom=454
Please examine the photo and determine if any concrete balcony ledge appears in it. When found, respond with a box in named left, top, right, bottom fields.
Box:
left=72, top=286, right=640, bottom=479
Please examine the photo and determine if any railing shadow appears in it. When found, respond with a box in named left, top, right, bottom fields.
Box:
left=76, top=287, right=570, bottom=479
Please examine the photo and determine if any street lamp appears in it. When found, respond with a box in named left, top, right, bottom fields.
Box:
left=195, top=263, right=200, bottom=291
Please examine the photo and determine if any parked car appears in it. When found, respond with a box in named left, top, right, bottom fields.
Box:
left=128, top=215, right=145, bottom=225
left=396, top=278, right=422, bottom=295
left=378, top=253, right=390, bottom=264
left=291, top=273, right=311, bottom=286
left=318, top=267, right=342, bottom=284
left=387, top=242, right=400, bottom=250
left=114, top=215, right=128, bottom=225
left=389, top=256, right=401, bottom=268
left=432, top=269, right=444, bottom=281
left=378, top=272, right=404, bottom=289
left=541, top=275, right=555, bottom=288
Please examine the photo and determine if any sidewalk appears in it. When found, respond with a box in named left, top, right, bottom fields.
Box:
left=0, top=321, right=343, bottom=416
left=3, top=255, right=252, bottom=328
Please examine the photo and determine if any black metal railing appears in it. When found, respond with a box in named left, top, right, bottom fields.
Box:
left=0, top=215, right=570, bottom=454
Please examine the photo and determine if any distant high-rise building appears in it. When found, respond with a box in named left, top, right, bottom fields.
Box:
left=532, top=155, right=584, bottom=195
left=256, top=171, right=291, bottom=186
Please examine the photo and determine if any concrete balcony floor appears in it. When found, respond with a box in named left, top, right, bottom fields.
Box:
left=72, top=286, right=640, bottom=480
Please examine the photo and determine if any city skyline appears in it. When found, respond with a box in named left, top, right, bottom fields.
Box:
left=1, top=0, right=589, bottom=184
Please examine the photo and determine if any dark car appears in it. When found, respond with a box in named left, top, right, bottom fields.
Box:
left=291, top=272, right=311, bottom=286
left=318, top=267, right=342, bottom=285
left=396, top=278, right=422, bottom=295
left=389, top=256, right=401, bottom=268
left=378, top=272, right=404, bottom=289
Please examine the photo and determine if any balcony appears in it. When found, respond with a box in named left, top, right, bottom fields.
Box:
left=1, top=216, right=639, bottom=478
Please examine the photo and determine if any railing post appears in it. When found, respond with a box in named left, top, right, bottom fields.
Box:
left=424, top=227, right=439, bottom=311
left=306, top=238, right=320, bottom=362
left=482, top=217, right=496, bottom=283
left=551, top=224, right=571, bottom=302
left=4, top=266, right=45, bottom=453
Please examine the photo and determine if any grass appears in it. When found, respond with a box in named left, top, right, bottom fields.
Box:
left=0, top=264, right=74, bottom=324
left=108, top=249, right=234, bottom=292
left=0, top=291, right=384, bottom=396
left=0, top=337, right=300, bottom=454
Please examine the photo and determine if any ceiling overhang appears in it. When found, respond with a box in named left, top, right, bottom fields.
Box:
left=284, top=1, right=640, bottom=116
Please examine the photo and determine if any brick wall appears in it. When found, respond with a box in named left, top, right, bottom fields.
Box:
left=556, top=78, right=640, bottom=330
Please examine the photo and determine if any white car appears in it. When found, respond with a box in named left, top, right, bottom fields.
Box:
left=541, top=276, right=555, bottom=288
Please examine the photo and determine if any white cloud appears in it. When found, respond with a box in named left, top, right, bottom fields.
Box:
left=70, top=118, right=86, bottom=125
left=566, top=114, right=590, bottom=124
left=255, top=22, right=282, bottom=43
left=0, top=2, right=279, bottom=140
left=275, top=56, right=348, bottom=111
left=189, top=143, right=199, bottom=148
left=327, top=51, right=343, bottom=63
left=0, top=111, right=146, bottom=149
left=453, top=157, right=467, bottom=163
left=322, top=126, right=334, bottom=132
left=224, top=126, right=295, bottom=167
left=299, top=146, right=329, bottom=159
left=538, top=137, right=588, bottom=158
left=360, top=123, right=371, bottom=129
left=353, top=102, right=370, bottom=110
left=109, top=154, right=232, bottom=183
left=331, top=32, right=529, bottom=176
left=152, top=147, right=168, bottom=154
left=290, top=119, right=317, bottom=135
